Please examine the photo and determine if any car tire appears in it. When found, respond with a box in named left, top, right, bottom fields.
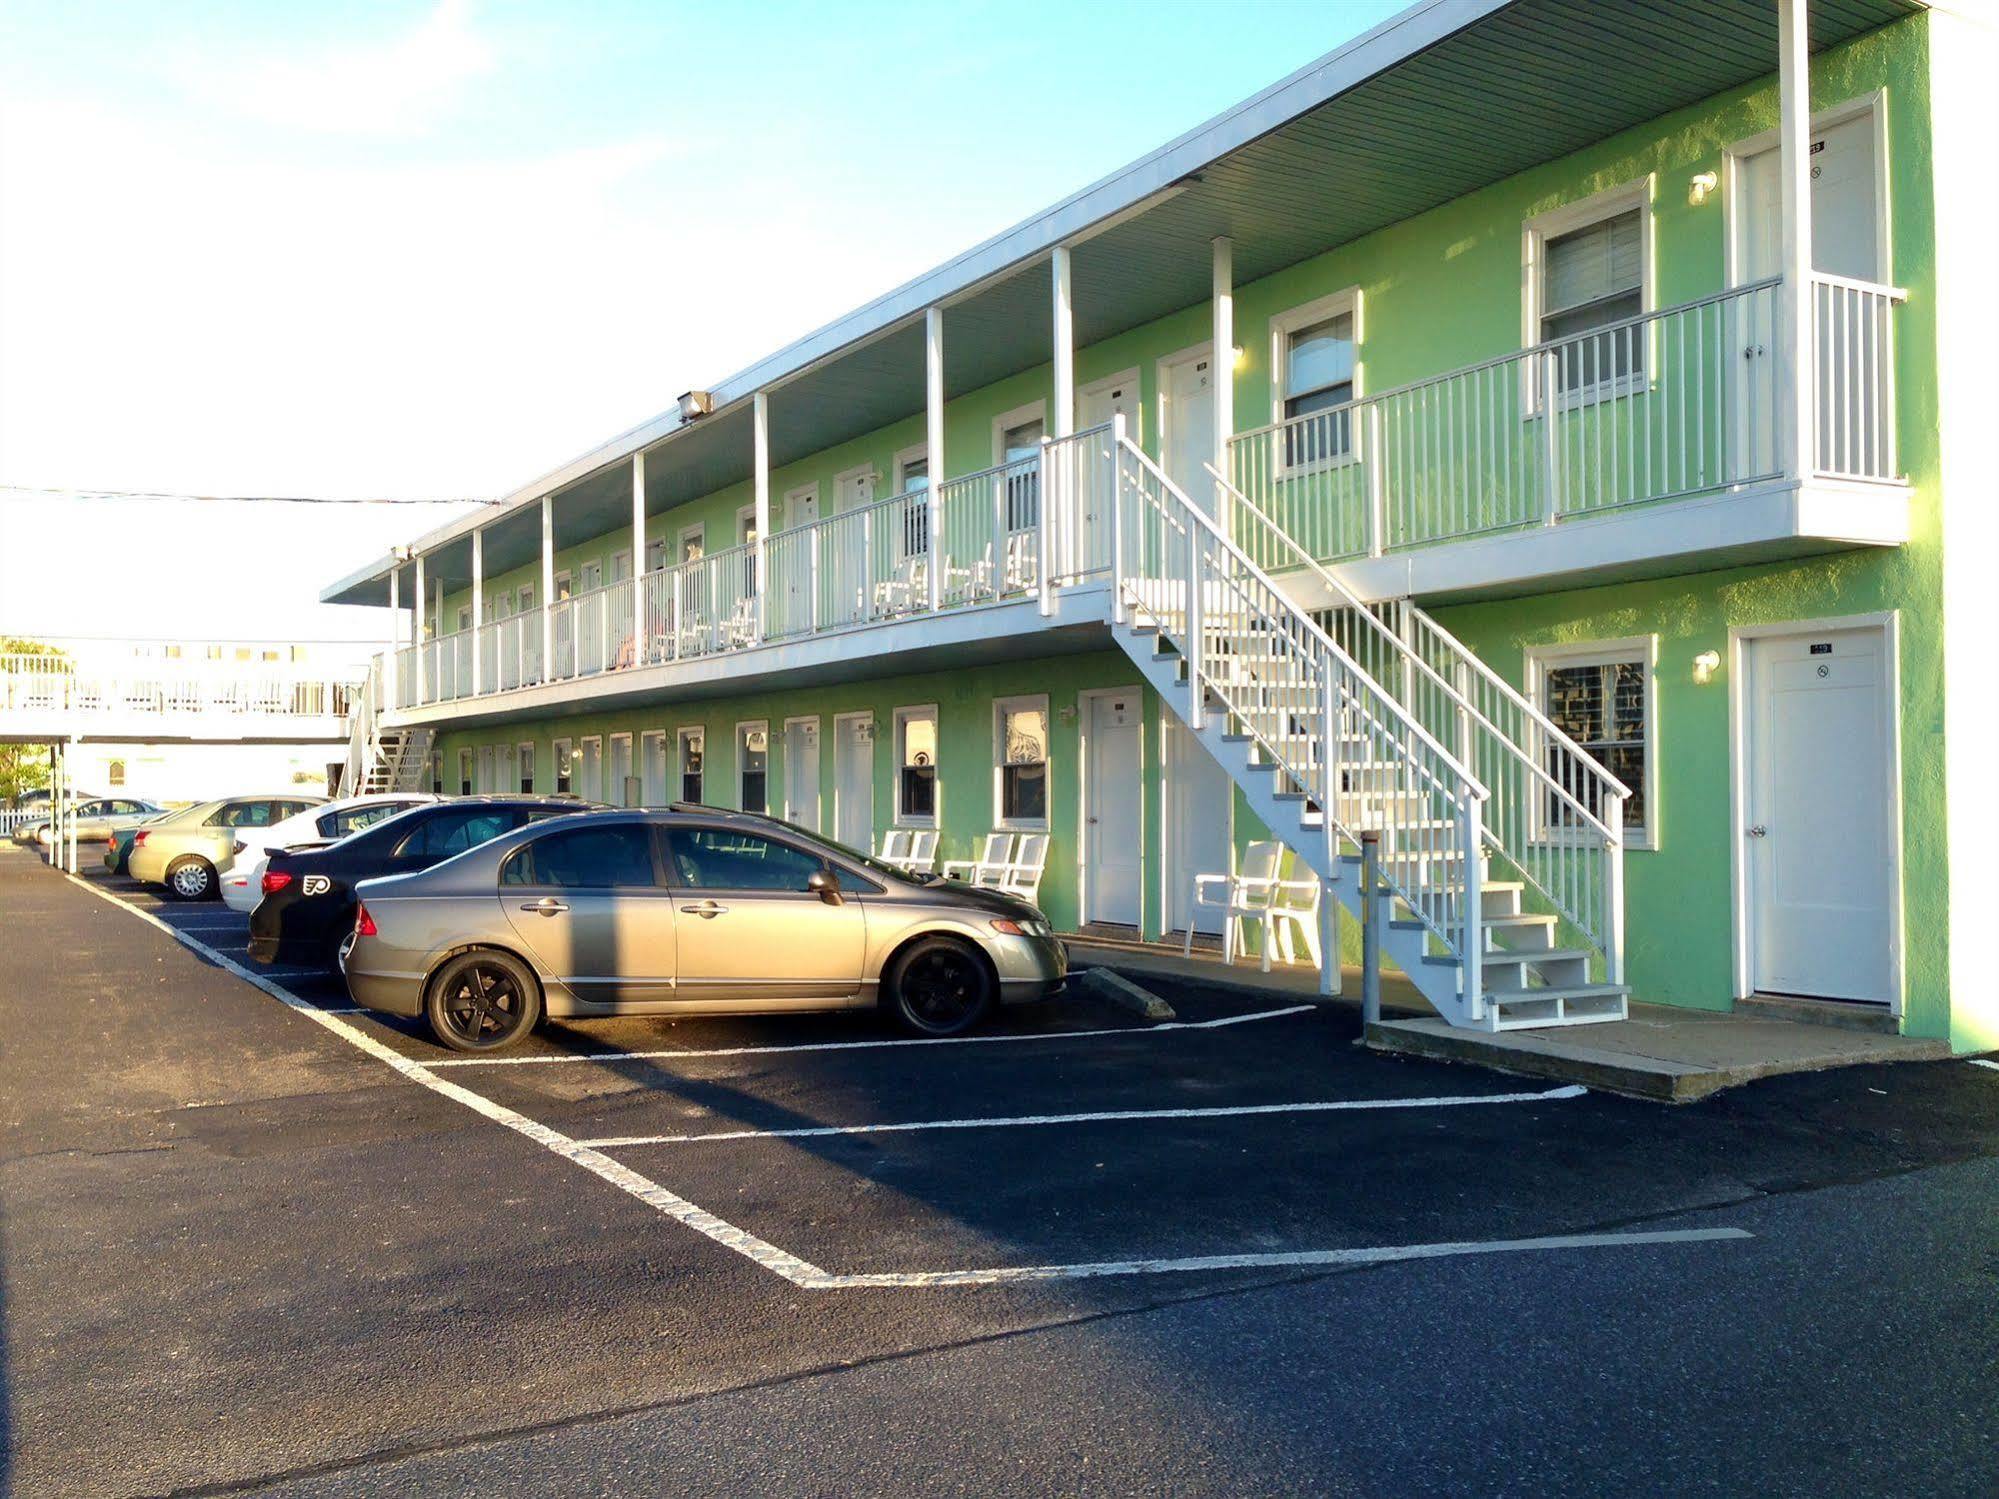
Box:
left=885, top=935, right=994, bottom=1038
left=425, top=949, right=542, bottom=1054
left=165, top=855, right=218, bottom=902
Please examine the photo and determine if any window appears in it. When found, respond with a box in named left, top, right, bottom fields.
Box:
left=553, top=739, right=572, bottom=796
left=396, top=808, right=519, bottom=859
left=678, top=727, right=704, bottom=803
left=517, top=743, right=535, bottom=794
left=1527, top=184, right=1651, bottom=401
left=458, top=748, right=473, bottom=797
left=107, top=758, right=126, bottom=787
left=994, top=696, right=1050, bottom=828
left=503, top=823, right=656, bottom=888
left=995, top=409, right=1043, bottom=532
left=679, top=525, right=704, bottom=564
left=665, top=827, right=824, bottom=892
left=1526, top=638, right=1655, bottom=845
left=325, top=801, right=406, bottom=838
left=895, top=705, right=938, bottom=826
left=893, top=443, right=929, bottom=557
left=737, top=721, right=768, bottom=814
left=1272, top=291, right=1358, bottom=468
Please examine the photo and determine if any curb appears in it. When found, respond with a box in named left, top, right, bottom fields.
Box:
left=1072, top=965, right=1176, bottom=1022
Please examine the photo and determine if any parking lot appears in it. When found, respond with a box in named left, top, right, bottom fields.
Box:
left=6, top=843, right=1999, bottom=1496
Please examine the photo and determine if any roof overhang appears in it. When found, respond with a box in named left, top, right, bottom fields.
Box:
left=324, top=0, right=1926, bottom=608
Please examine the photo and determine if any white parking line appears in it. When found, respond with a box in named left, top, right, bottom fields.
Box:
left=426, top=1004, right=1318, bottom=1067
left=66, top=873, right=1754, bottom=1291
left=580, top=1085, right=1589, bottom=1148
left=1969, top=1059, right=1999, bottom=1072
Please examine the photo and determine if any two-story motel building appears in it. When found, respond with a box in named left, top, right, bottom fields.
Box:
left=322, top=1, right=1996, bottom=1048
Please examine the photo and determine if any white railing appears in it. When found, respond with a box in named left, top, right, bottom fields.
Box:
left=1, top=654, right=358, bottom=721
left=1228, top=276, right=1903, bottom=566
left=1812, top=272, right=1903, bottom=483
left=934, top=450, right=1045, bottom=610
left=1113, top=429, right=1490, bottom=1017
left=1214, top=466, right=1627, bottom=980
left=475, top=611, right=544, bottom=694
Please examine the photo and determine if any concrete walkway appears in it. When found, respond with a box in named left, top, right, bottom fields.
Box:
left=1068, top=936, right=1953, bottom=1102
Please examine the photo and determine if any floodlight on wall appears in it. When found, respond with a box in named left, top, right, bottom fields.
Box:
left=1692, top=649, right=1722, bottom=685
left=677, top=390, right=714, bottom=422
left=1688, top=171, right=1719, bottom=207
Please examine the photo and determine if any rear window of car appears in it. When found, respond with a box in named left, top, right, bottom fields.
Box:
left=326, top=802, right=407, bottom=838
left=395, top=809, right=521, bottom=858
left=501, top=824, right=657, bottom=888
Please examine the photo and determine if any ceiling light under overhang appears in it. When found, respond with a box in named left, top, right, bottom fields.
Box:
left=677, top=390, right=714, bottom=422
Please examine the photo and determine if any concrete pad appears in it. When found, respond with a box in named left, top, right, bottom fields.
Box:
left=1365, top=1002, right=1952, bottom=1103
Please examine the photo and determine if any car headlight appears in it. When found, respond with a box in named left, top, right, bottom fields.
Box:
left=990, top=918, right=1052, bottom=938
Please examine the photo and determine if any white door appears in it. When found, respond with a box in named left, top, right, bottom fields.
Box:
left=609, top=735, right=635, bottom=808
left=834, top=714, right=873, bottom=851
left=1084, top=692, right=1143, bottom=926
left=1732, top=109, right=1881, bottom=479
left=579, top=737, right=602, bottom=802
left=641, top=731, right=667, bottom=806
left=1075, top=376, right=1140, bottom=576
left=783, top=719, right=821, bottom=831
left=1743, top=625, right=1894, bottom=1004
left=834, top=469, right=874, bottom=509
left=1161, top=349, right=1217, bottom=511
left=1164, top=715, right=1232, bottom=936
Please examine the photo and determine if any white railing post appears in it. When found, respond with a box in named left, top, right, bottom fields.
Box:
left=1036, top=439, right=1053, bottom=616
left=1185, top=513, right=1205, bottom=731
left=1461, top=796, right=1484, bottom=1024
left=1776, top=0, right=1815, bottom=483
left=540, top=495, right=555, bottom=682
left=384, top=567, right=399, bottom=711
left=470, top=528, right=484, bottom=696
left=1366, top=401, right=1387, bottom=556
left=925, top=306, right=946, bottom=612
left=1109, top=415, right=1127, bottom=623
left=1539, top=350, right=1560, bottom=525
left=1602, top=792, right=1625, bottom=986
left=631, top=450, right=647, bottom=663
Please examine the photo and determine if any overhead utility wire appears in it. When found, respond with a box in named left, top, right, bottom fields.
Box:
left=0, top=484, right=500, bottom=507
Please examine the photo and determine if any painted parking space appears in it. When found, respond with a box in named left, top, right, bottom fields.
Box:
left=59, top=855, right=1755, bottom=1291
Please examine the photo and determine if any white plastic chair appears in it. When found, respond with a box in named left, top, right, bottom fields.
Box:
left=999, top=832, right=1049, bottom=902
left=904, top=828, right=939, bottom=873
left=943, top=832, right=1014, bottom=886
left=1185, top=840, right=1324, bottom=973
left=878, top=828, right=911, bottom=867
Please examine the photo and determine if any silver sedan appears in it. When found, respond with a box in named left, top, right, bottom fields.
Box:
left=344, top=807, right=1067, bottom=1052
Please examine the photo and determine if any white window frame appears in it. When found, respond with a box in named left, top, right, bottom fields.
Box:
left=517, top=741, right=535, bottom=794
left=992, top=693, right=1052, bottom=832
left=1521, top=176, right=1655, bottom=413
left=553, top=569, right=573, bottom=601
left=1268, top=287, right=1362, bottom=478
left=735, top=719, right=770, bottom=815
left=893, top=703, right=940, bottom=829
left=678, top=523, right=705, bottom=563
left=676, top=726, right=705, bottom=804
left=890, top=444, right=930, bottom=558
left=552, top=737, right=573, bottom=796
left=991, top=400, right=1047, bottom=467
left=1523, top=634, right=1658, bottom=850
left=736, top=504, right=758, bottom=546
left=891, top=442, right=929, bottom=493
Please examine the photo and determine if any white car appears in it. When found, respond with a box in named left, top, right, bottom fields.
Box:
left=221, top=793, right=441, bottom=913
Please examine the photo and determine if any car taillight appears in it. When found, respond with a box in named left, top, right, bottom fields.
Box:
left=354, top=903, right=377, bottom=938
left=261, top=870, right=293, bottom=895
left=132, top=830, right=149, bottom=847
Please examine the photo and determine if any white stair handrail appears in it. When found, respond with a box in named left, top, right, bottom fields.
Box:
left=1209, top=461, right=1629, bottom=983
left=1111, top=428, right=1487, bottom=1003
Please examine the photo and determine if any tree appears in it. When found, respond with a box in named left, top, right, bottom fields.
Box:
left=0, top=638, right=66, bottom=806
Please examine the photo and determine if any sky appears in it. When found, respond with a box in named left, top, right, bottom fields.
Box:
left=0, top=0, right=1405, bottom=648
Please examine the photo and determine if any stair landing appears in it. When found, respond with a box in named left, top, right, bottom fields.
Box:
left=1365, top=1003, right=1949, bottom=1103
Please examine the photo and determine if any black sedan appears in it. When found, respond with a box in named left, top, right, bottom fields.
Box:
left=247, top=796, right=594, bottom=971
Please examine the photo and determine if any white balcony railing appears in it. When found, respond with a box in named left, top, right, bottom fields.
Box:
left=1226, top=274, right=1905, bottom=570
left=1, top=654, right=359, bottom=723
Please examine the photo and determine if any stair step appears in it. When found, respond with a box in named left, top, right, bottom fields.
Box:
left=1483, top=985, right=1630, bottom=1029
left=1426, top=945, right=1594, bottom=970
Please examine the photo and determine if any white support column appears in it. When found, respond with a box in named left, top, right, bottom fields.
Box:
left=413, top=553, right=427, bottom=704
left=925, top=306, right=945, bottom=611
left=631, top=450, right=647, bottom=664
left=1051, top=247, right=1075, bottom=438
left=1211, top=236, right=1235, bottom=525
left=1776, top=0, right=1815, bottom=481
left=753, top=390, right=771, bottom=640
left=385, top=566, right=400, bottom=711
left=470, top=528, right=484, bottom=696
left=540, top=495, right=555, bottom=680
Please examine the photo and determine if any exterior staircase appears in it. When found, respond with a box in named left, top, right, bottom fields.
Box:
left=1104, top=423, right=1629, bottom=1031
left=341, top=661, right=433, bottom=795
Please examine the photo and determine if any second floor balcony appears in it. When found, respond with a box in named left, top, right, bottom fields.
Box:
left=381, top=268, right=1906, bottom=720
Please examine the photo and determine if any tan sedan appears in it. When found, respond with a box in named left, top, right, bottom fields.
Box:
left=128, top=794, right=327, bottom=900
left=344, top=807, right=1067, bottom=1052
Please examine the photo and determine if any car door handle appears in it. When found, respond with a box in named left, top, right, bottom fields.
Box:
left=679, top=901, right=728, bottom=918
left=520, top=897, right=569, bottom=916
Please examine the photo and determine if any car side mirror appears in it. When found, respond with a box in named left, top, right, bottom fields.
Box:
left=806, top=869, right=843, bottom=905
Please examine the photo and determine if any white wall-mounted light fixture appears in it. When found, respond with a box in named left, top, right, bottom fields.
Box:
left=1692, top=649, right=1722, bottom=685
left=1688, top=171, right=1719, bottom=207
left=677, top=389, right=713, bottom=422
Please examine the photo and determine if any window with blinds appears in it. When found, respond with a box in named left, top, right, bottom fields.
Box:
left=1542, top=207, right=1645, bottom=395
left=1536, top=650, right=1648, bottom=836
left=1282, top=310, right=1356, bottom=466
